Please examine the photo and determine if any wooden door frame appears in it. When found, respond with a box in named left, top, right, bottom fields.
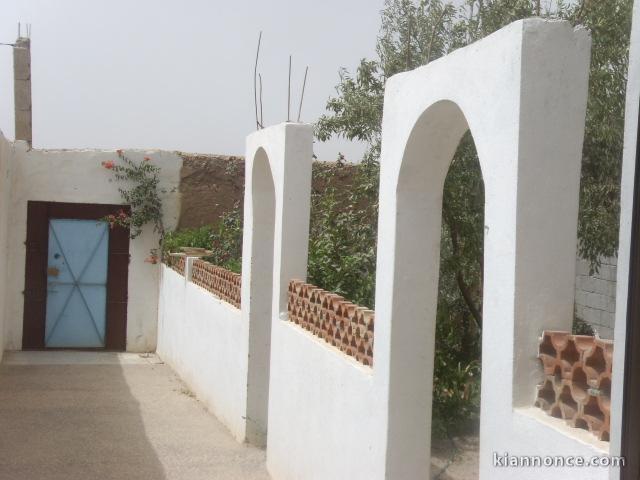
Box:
left=22, top=201, right=131, bottom=351
left=621, top=104, right=640, bottom=479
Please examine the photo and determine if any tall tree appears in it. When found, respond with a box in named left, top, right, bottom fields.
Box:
left=315, top=0, right=632, bottom=431
left=316, top=0, right=632, bottom=323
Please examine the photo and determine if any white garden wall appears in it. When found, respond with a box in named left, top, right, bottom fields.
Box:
left=373, top=19, right=601, bottom=480
left=267, top=320, right=378, bottom=480
left=242, top=123, right=313, bottom=448
left=0, top=131, right=14, bottom=362
left=156, top=264, right=248, bottom=441
left=218, top=22, right=611, bottom=480
left=2, top=142, right=181, bottom=352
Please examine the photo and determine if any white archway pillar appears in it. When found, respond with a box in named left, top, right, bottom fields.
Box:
left=610, top=1, right=640, bottom=475
left=240, top=123, right=313, bottom=446
left=372, top=19, right=592, bottom=479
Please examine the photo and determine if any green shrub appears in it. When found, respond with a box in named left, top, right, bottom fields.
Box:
left=163, top=224, right=215, bottom=253
left=307, top=160, right=379, bottom=308
left=162, top=203, right=242, bottom=273
left=573, top=317, right=596, bottom=336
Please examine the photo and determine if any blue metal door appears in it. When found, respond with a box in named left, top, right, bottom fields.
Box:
left=45, top=219, right=109, bottom=348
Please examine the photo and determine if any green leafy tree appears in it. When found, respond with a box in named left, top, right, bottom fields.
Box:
left=308, top=161, right=380, bottom=307
left=575, top=0, right=632, bottom=269
left=316, top=0, right=633, bottom=432
left=161, top=0, right=633, bottom=433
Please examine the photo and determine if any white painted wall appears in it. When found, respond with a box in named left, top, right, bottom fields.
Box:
left=242, top=123, right=313, bottom=449
left=373, top=19, right=605, bottom=480
left=0, top=131, right=14, bottom=362
left=156, top=263, right=249, bottom=441
left=245, top=124, right=381, bottom=480
left=267, top=320, right=378, bottom=480
left=237, top=22, right=608, bottom=480
left=2, top=142, right=181, bottom=352
left=610, top=0, right=640, bottom=473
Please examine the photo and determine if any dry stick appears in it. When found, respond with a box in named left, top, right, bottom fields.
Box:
left=297, top=66, right=308, bottom=123
left=259, top=73, right=264, bottom=128
left=287, top=55, right=292, bottom=122
left=253, top=31, right=262, bottom=130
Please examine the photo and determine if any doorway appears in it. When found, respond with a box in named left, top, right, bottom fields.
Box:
left=22, top=201, right=130, bottom=350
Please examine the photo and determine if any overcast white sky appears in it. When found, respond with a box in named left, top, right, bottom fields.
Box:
left=0, top=0, right=386, bottom=161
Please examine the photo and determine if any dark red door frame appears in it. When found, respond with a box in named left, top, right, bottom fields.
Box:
left=22, top=201, right=130, bottom=351
left=621, top=103, right=640, bottom=479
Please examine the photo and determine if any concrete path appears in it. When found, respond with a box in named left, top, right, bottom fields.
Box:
left=0, top=351, right=270, bottom=480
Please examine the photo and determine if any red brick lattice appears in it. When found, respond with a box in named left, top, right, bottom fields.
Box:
left=536, top=331, right=613, bottom=442
left=287, top=279, right=374, bottom=366
left=191, top=259, right=242, bottom=308
left=166, top=254, right=186, bottom=276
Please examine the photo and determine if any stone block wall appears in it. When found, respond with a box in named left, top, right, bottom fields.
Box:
left=574, top=256, right=617, bottom=339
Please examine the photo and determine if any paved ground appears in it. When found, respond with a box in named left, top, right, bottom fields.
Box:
left=431, top=434, right=479, bottom=480
left=0, top=351, right=270, bottom=480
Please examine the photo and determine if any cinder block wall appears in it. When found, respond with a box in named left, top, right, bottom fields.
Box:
left=574, top=256, right=617, bottom=338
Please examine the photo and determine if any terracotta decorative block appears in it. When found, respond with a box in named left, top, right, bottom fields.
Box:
left=190, top=259, right=241, bottom=308
left=287, top=279, right=374, bottom=367
left=165, top=254, right=186, bottom=276
left=535, top=330, right=613, bottom=442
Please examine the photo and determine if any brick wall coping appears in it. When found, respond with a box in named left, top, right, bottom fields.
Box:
left=287, top=279, right=374, bottom=366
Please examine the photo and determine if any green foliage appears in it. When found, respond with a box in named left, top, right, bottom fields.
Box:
left=575, top=0, right=632, bottom=270
left=315, top=0, right=633, bottom=434
left=102, top=151, right=165, bottom=240
left=162, top=204, right=243, bottom=273
left=315, top=60, right=384, bottom=153
left=308, top=160, right=380, bottom=308
left=162, top=224, right=215, bottom=254
left=164, top=0, right=632, bottom=435
left=573, top=316, right=596, bottom=336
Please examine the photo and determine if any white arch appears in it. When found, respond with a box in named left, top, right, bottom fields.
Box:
left=243, top=147, right=276, bottom=446
left=373, top=19, right=594, bottom=480
left=240, top=123, right=313, bottom=446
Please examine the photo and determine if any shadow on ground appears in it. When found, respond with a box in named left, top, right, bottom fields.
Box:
left=0, top=352, right=269, bottom=480
left=0, top=362, right=167, bottom=479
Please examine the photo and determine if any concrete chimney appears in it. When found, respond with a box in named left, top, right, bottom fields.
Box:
left=13, top=37, right=32, bottom=144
